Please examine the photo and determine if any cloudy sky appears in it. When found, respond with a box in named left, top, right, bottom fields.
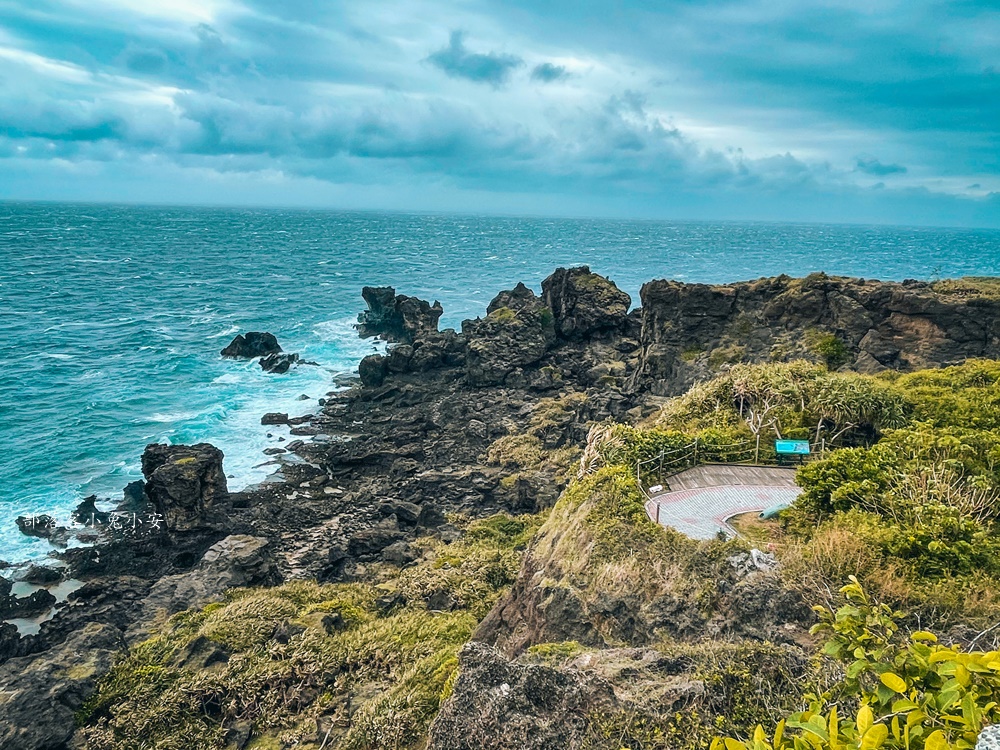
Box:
left=0, top=0, right=998, bottom=226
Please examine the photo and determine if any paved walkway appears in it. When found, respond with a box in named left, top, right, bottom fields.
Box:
left=644, top=464, right=800, bottom=540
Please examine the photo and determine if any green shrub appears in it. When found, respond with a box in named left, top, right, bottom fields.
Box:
left=716, top=577, right=1000, bottom=750
left=807, top=330, right=850, bottom=370
left=80, top=511, right=544, bottom=750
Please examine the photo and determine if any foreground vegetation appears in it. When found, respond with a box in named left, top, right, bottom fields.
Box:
left=81, top=358, right=1000, bottom=748
left=593, top=359, right=1000, bottom=630
left=717, top=578, right=1000, bottom=750
left=79, top=513, right=543, bottom=749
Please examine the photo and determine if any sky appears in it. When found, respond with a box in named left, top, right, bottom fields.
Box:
left=0, top=0, right=998, bottom=226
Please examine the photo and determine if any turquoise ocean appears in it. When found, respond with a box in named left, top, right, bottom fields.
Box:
left=2, top=201, right=1000, bottom=563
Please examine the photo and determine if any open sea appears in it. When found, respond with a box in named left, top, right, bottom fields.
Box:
left=2, top=201, right=1000, bottom=564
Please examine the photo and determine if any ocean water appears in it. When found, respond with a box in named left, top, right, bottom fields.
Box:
left=2, top=201, right=1000, bottom=564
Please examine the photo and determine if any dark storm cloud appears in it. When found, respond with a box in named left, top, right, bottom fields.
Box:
left=426, top=31, right=523, bottom=87
left=530, top=62, right=570, bottom=83
left=856, top=156, right=908, bottom=176
left=0, top=0, right=996, bottom=225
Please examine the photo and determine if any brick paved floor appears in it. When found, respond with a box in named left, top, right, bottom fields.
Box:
left=644, top=465, right=801, bottom=540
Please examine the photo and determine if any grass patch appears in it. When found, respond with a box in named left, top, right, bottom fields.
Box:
left=79, top=512, right=544, bottom=750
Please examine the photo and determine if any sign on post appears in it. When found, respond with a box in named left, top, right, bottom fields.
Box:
left=775, top=439, right=810, bottom=455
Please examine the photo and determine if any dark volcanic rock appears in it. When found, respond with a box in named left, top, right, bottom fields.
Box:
left=357, top=286, right=443, bottom=344
left=141, top=443, right=231, bottom=533
left=0, top=622, right=124, bottom=750
left=261, top=412, right=290, bottom=425
left=463, top=284, right=556, bottom=387
left=220, top=331, right=282, bottom=358
left=427, top=642, right=618, bottom=750
left=21, top=564, right=63, bottom=585
left=260, top=352, right=300, bottom=373
left=119, top=480, right=148, bottom=513
left=128, top=535, right=279, bottom=643
left=15, top=514, right=56, bottom=539
left=542, top=266, right=631, bottom=340
left=73, top=494, right=111, bottom=526
left=0, top=588, right=56, bottom=618
left=359, top=353, right=390, bottom=387
left=633, top=274, right=1000, bottom=395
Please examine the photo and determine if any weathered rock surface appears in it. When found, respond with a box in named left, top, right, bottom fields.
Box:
left=541, top=266, right=632, bottom=340
left=141, top=443, right=231, bottom=533
left=0, top=623, right=123, bottom=750
left=127, top=535, right=278, bottom=643
left=260, top=352, right=300, bottom=373
left=220, top=331, right=282, bottom=358
left=633, top=273, right=1000, bottom=394
left=357, top=286, right=443, bottom=343
left=15, top=514, right=56, bottom=539
left=72, top=495, right=111, bottom=526
left=428, top=642, right=618, bottom=750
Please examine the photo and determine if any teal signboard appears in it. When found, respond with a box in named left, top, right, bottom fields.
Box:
left=775, top=439, right=811, bottom=455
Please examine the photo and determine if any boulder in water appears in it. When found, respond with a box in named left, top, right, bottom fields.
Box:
left=220, top=331, right=282, bottom=358
left=260, top=352, right=299, bottom=373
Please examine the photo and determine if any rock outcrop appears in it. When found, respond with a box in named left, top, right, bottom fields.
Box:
left=259, top=351, right=299, bottom=373
left=463, top=283, right=556, bottom=386
left=141, top=443, right=231, bottom=533
left=633, top=273, right=1000, bottom=395
left=127, top=535, right=278, bottom=642
left=541, top=266, right=631, bottom=340
left=0, top=622, right=123, bottom=750
left=357, top=286, right=444, bottom=343
left=428, top=642, right=618, bottom=750
left=220, top=331, right=282, bottom=358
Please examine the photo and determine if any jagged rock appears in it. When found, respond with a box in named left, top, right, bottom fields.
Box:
left=427, top=642, right=618, bottom=750
left=221, top=331, right=282, bottom=358
left=634, top=274, right=1000, bottom=395
left=386, top=500, right=422, bottom=525
left=15, top=514, right=56, bottom=539
left=0, top=588, right=56, bottom=618
left=118, top=480, right=148, bottom=513
left=261, top=412, right=290, bottom=425
left=463, top=285, right=556, bottom=387
left=127, top=535, right=279, bottom=643
left=347, top=528, right=405, bottom=558
left=357, top=286, right=443, bottom=344
left=382, top=541, right=418, bottom=566
left=0, top=622, right=20, bottom=662
left=20, top=564, right=63, bottom=585
left=73, top=494, right=111, bottom=526
left=359, top=353, right=389, bottom=387
left=0, top=623, right=124, bottom=750
left=141, top=443, right=231, bottom=533
left=541, top=266, right=631, bottom=340
left=260, top=352, right=299, bottom=373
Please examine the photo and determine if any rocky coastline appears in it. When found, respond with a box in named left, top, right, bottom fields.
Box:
left=2, top=268, right=1000, bottom=749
